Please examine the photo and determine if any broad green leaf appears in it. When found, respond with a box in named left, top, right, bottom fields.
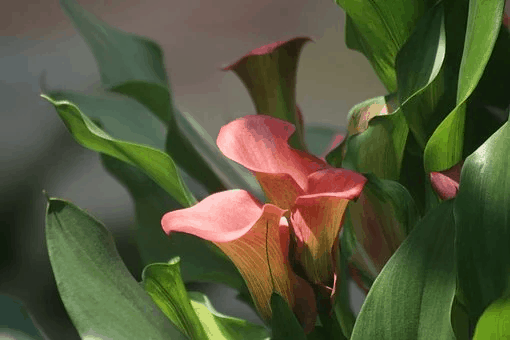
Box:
left=351, top=200, right=457, bottom=340
left=59, top=0, right=228, bottom=195
left=0, top=295, right=43, bottom=340
left=338, top=0, right=436, bottom=92
left=222, top=38, right=310, bottom=151
left=395, top=3, right=446, bottom=148
left=270, top=293, right=307, bottom=340
left=49, top=90, right=166, bottom=150
left=100, top=154, right=248, bottom=291
left=424, top=0, right=505, bottom=172
left=42, top=95, right=196, bottom=207
left=473, top=295, right=510, bottom=339
left=142, top=259, right=209, bottom=339
left=172, top=109, right=265, bottom=202
left=45, top=198, right=187, bottom=340
left=454, top=120, right=510, bottom=320
left=188, top=292, right=270, bottom=340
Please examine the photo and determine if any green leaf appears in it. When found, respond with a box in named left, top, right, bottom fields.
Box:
left=45, top=198, right=187, bottom=340
left=49, top=90, right=166, bottom=149
left=395, top=3, right=446, bottom=148
left=142, top=259, right=209, bottom=339
left=59, top=0, right=171, bottom=123
left=188, top=292, right=270, bottom=340
left=42, top=94, right=196, bottom=207
left=454, top=120, right=510, bottom=320
left=333, top=241, right=355, bottom=339
left=424, top=0, right=505, bottom=172
left=473, top=295, right=510, bottom=339
left=338, top=0, right=437, bottom=92
left=59, top=0, right=228, bottom=195
left=172, top=109, right=265, bottom=201
left=270, top=293, right=307, bottom=340
left=0, top=295, right=43, bottom=340
left=341, top=107, right=408, bottom=181
left=100, top=154, right=248, bottom=291
left=351, top=200, right=457, bottom=340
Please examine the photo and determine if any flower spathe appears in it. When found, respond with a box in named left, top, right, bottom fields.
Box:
left=161, top=115, right=367, bottom=332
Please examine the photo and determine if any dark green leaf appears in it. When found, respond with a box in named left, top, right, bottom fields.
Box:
left=424, top=0, right=505, bottom=172
left=42, top=94, right=196, bottom=207
left=351, top=200, right=457, bottom=340
left=395, top=3, right=446, bottom=148
left=45, top=198, right=187, bottom=339
left=188, top=292, right=270, bottom=340
left=333, top=241, right=355, bottom=339
left=454, top=120, right=510, bottom=320
left=270, top=293, right=306, bottom=340
left=0, top=295, right=43, bottom=340
left=338, top=0, right=436, bottom=92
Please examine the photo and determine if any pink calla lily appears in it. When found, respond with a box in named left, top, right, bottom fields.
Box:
left=429, top=161, right=463, bottom=200
left=162, top=115, right=367, bottom=332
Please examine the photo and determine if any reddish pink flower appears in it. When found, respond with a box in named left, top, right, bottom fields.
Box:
left=429, top=161, right=463, bottom=200
left=161, top=115, right=367, bottom=332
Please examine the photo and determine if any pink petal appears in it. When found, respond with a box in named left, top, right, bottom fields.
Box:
left=161, top=189, right=317, bottom=329
left=429, top=161, right=463, bottom=200
left=217, top=115, right=327, bottom=208
left=161, top=190, right=264, bottom=242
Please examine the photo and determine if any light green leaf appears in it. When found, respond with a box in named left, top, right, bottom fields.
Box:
left=454, top=120, right=510, bottom=320
left=42, top=95, right=196, bottom=207
left=473, top=295, right=510, bottom=339
left=142, top=260, right=209, bottom=339
left=351, top=200, right=457, bottom=340
left=100, top=154, right=248, bottom=291
left=45, top=198, right=187, bottom=340
left=188, top=292, right=270, bottom=340
left=424, top=0, right=505, bottom=172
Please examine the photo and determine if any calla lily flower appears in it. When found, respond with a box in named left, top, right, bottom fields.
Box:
left=161, top=115, right=367, bottom=332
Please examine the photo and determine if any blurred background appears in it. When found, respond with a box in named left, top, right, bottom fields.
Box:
left=0, top=0, right=443, bottom=338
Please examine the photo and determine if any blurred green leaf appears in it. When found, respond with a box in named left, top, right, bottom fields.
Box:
left=333, top=241, right=355, bottom=339
left=0, top=295, right=43, bottom=340
left=188, top=292, right=270, bottom=340
left=454, top=120, right=510, bottom=320
left=473, top=295, right=510, bottom=339
left=304, top=124, right=345, bottom=159
left=351, top=200, right=457, bottom=339
left=59, top=0, right=228, bottom=194
left=142, top=260, right=209, bottom=339
left=395, top=3, right=446, bottom=148
left=339, top=0, right=437, bottom=92
left=45, top=198, right=187, bottom=340
left=270, top=293, right=307, bottom=340
left=424, top=0, right=505, bottom=172
left=42, top=95, right=196, bottom=207
left=100, top=154, right=248, bottom=291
